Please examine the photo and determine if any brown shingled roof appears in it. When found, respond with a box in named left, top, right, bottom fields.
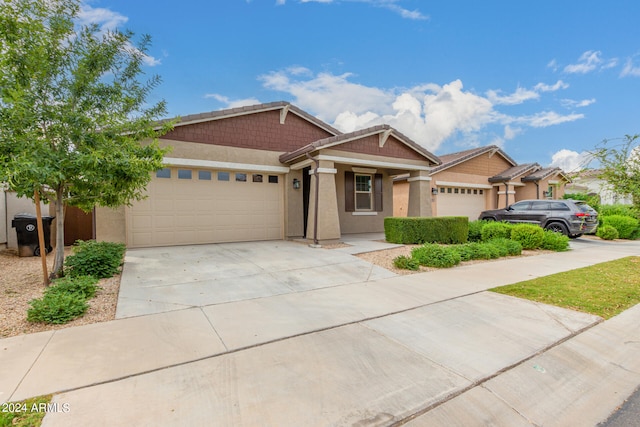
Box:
left=156, top=101, right=342, bottom=137
left=488, top=163, right=541, bottom=182
left=521, top=167, right=570, bottom=182
left=431, top=145, right=517, bottom=174
left=278, top=124, right=441, bottom=165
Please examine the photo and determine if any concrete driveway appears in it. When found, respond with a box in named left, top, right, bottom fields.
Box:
left=116, top=238, right=398, bottom=318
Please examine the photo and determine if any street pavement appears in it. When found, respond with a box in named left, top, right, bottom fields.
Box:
left=0, top=236, right=638, bottom=426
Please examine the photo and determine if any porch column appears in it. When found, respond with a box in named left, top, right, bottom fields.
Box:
left=306, top=160, right=341, bottom=242
left=407, top=170, right=433, bottom=217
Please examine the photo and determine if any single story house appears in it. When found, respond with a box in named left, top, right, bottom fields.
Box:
left=393, top=145, right=570, bottom=220
left=89, top=101, right=442, bottom=248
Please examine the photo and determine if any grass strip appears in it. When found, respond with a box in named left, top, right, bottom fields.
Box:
left=0, top=395, right=52, bottom=427
left=491, top=256, right=640, bottom=319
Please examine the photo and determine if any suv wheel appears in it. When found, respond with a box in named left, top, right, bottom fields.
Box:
left=545, top=222, right=568, bottom=236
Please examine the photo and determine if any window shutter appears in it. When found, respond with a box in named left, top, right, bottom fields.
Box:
left=374, top=173, right=383, bottom=212
left=345, top=171, right=355, bottom=212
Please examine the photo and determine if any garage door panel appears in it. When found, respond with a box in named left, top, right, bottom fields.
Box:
left=126, top=168, right=283, bottom=247
left=437, top=187, right=486, bottom=220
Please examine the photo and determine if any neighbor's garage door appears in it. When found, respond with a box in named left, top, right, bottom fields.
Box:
left=436, top=186, right=486, bottom=220
left=126, top=168, right=283, bottom=248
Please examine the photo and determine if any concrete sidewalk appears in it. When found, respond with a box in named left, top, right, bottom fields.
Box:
left=0, top=238, right=638, bottom=426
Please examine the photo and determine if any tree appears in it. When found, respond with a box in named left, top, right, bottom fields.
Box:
left=0, top=0, right=172, bottom=278
left=590, top=135, right=640, bottom=209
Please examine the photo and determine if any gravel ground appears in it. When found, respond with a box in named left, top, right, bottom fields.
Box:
left=0, top=248, right=121, bottom=339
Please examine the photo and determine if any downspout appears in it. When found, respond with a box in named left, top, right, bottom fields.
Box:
left=534, top=181, right=540, bottom=199
left=305, top=153, right=320, bottom=246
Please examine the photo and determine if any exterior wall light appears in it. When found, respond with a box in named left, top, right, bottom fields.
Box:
left=293, top=178, right=301, bottom=189
left=431, top=187, right=438, bottom=195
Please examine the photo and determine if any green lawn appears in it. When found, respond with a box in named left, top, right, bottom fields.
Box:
left=491, top=256, right=640, bottom=319
left=0, top=395, right=51, bottom=427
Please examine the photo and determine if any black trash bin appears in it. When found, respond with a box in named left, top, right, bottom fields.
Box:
left=11, top=213, right=55, bottom=257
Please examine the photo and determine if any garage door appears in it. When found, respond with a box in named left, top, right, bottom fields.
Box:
left=126, top=168, right=283, bottom=248
left=436, top=186, right=486, bottom=220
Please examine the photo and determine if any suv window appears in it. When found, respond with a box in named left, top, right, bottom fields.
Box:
left=574, top=201, right=595, bottom=213
left=549, top=201, right=570, bottom=210
left=510, top=202, right=530, bottom=211
left=531, top=201, right=550, bottom=210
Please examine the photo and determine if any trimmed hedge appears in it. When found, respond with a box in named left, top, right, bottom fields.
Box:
left=510, top=224, right=544, bottom=250
left=468, top=220, right=490, bottom=242
left=541, top=230, right=570, bottom=251
left=481, top=222, right=513, bottom=241
left=384, top=216, right=468, bottom=245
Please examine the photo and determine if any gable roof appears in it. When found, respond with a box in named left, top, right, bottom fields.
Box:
left=157, top=101, right=342, bottom=137
left=488, top=163, right=541, bottom=183
left=521, top=167, right=571, bottom=183
left=431, top=145, right=517, bottom=174
left=279, top=124, right=441, bottom=165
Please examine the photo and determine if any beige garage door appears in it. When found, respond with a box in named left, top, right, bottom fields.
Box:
left=436, top=186, right=486, bottom=220
left=126, top=168, right=283, bottom=248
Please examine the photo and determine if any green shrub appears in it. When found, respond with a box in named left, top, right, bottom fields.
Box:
left=468, top=242, right=501, bottom=260
left=64, top=240, right=126, bottom=278
left=468, top=220, right=490, bottom=242
left=489, top=238, right=522, bottom=256
left=27, top=292, right=89, bottom=324
left=393, top=255, right=420, bottom=271
left=453, top=243, right=476, bottom=261
left=45, top=275, right=99, bottom=299
left=600, top=215, right=639, bottom=239
left=510, top=224, right=544, bottom=250
left=597, top=225, right=619, bottom=240
left=384, top=217, right=468, bottom=245
left=411, top=243, right=461, bottom=268
left=480, top=222, right=512, bottom=241
left=599, top=204, right=639, bottom=219
left=541, top=230, right=570, bottom=251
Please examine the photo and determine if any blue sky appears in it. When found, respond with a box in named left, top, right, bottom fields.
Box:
left=85, top=0, right=640, bottom=171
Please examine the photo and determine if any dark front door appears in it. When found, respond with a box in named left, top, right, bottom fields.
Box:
left=302, top=166, right=311, bottom=238
left=64, top=206, right=94, bottom=246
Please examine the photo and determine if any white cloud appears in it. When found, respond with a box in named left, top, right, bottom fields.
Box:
left=204, top=94, right=261, bottom=109
left=534, top=80, right=569, bottom=92
left=563, top=50, right=617, bottom=74
left=549, top=149, right=591, bottom=171
left=486, top=87, right=539, bottom=105
left=77, top=4, right=162, bottom=67
left=77, top=5, right=128, bottom=31
left=561, top=98, right=596, bottom=108
left=284, top=0, right=427, bottom=20
left=515, top=111, right=584, bottom=128
left=620, top=57, right=640, bottom=77
left=253, top=68, right=585, bottom=153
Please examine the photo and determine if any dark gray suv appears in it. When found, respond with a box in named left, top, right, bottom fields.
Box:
left=478, top=199, right=598, bottom=238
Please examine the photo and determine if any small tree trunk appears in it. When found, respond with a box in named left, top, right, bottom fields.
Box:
left=51, top=188, right=66, bottom=278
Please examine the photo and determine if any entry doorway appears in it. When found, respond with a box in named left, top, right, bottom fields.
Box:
left=302, top=166, right=311, bottom=238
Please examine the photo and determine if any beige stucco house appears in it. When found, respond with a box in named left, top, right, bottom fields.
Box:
left=93, top=102, right=441, bottom=247
left=393, top=145, right=570, bottom=220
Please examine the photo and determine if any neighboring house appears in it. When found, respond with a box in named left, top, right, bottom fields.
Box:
left=394, top=145, right=570, bottom=220
left=565, top=169, right=633, bottom=205
left=95, top=101, right=441, bottom=247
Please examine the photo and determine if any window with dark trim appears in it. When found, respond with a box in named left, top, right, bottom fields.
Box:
left=268, top=175, right=278, bottom=184
left=235, top=173, right=247, bottom=182
left=217, top=172, right=230, bottom=181
left=198, top=170, right=212, bottom=180
left=252, top=174, right=263, bottom=183
left=345, top=171, right=383, bottom=212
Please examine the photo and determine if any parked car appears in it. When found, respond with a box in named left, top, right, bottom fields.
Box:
left=478, top=199, right=598, bottom=238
